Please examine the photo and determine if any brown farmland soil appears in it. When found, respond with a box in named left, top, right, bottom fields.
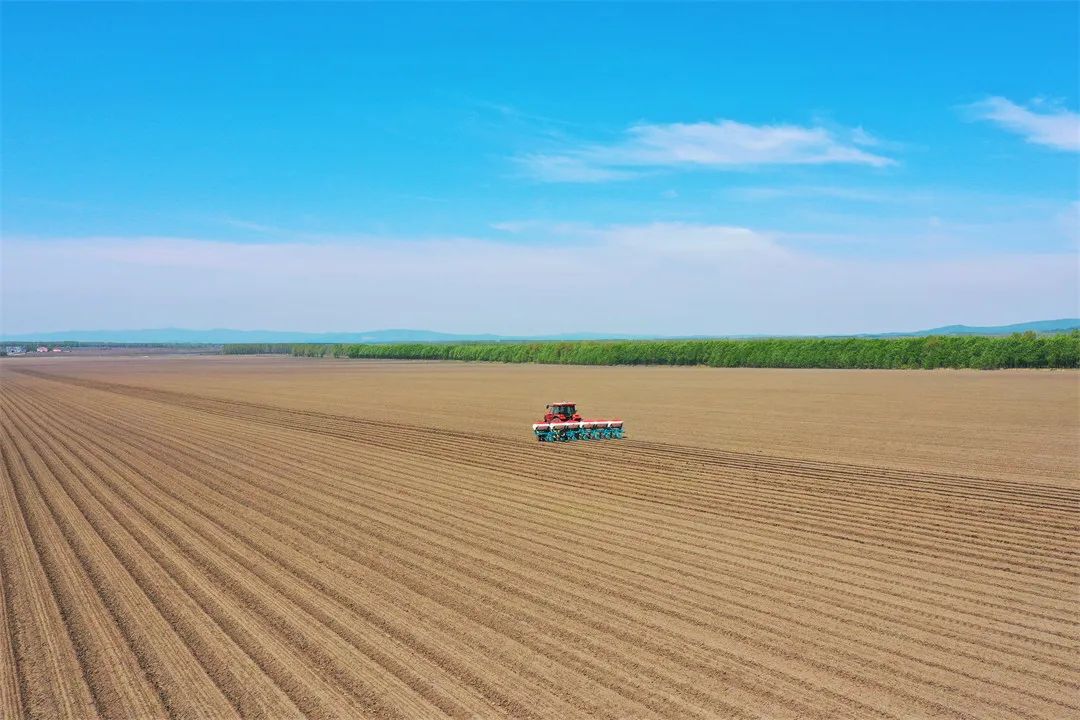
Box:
left=1, top=355, right=1077, bottom=719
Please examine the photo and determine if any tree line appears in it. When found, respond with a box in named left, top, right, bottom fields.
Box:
left=221, top=331, right=1079, bottom=369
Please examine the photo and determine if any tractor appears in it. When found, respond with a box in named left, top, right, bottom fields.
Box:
left=543, top=402, right=582, bottom=423
left=532, top=401, right=624, bottom=442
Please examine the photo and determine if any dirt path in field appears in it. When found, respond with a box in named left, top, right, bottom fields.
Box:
left=1, top=357, right=1076, bottom=719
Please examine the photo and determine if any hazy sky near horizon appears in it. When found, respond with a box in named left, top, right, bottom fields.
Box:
left=2, top=2, right=1078, bottom=336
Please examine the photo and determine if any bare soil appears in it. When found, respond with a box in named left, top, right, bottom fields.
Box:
left=1, top=355, right=1077, bottom=719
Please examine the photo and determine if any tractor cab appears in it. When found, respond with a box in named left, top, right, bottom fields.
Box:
left=544, top=402, right=581, bottom=422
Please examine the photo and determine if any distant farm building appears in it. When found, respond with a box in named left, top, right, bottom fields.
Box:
left=37, top=346, right=49, bottom=353
left=51, top=347, right=63, bottom=352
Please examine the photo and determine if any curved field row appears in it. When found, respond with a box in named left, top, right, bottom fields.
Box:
left=6, top=369, right=1062, bottom=493
left=14, top=376, right=1078, bottom=633
left=1, top=363, right=1077, bottom=719
left=17, top=369, right=1076, bottom=576
left=6, top=382, right=760, bottom=720
left=10, top=375, right=1080, bottom=669
left=4, top=384, right=826, bottom=718
left=4, top=403, right=494, bottom=719
left=38, top=367, right=1078, bottom=532
left=22, top=370, right=1073, bottom=600
left=10, top=377, right=1080, bottom=647
left=18, top=367, right=1073, bottom=502
left=18, top=379, right=1077, bottom=657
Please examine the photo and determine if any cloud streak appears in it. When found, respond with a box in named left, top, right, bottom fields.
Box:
left=518, top=119, right=894, bottom=182
left=4, top=226, right=1074, bottom=337
left=964, top=97, right=1080, bottom=151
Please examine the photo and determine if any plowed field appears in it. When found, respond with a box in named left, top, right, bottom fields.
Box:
left=2, top=356, right=1077, bottom=719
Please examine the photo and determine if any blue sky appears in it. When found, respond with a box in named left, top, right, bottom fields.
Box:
left=2, top=2, right=1078, bottom=335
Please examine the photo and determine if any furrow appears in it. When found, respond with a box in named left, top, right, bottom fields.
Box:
left=8, top=364, right=1078, bottom=720
left=7, top=400, right=456, bottom=720
left=0, top=414, right=96, bottom=720
left=63, top=395, right=1049, bottom=720
left=44, top=378, right=1076, bottom=633
left=16, top=367, right=1075, bottom=506
left=28, top=376, right=1076, bottom=612
left=5, top=397, right=242, bottom=720
left=158, top=413, right=1075, bottom=718
left=166, top=392, right=1080, bottom=586
left=0, top=437, right=26, bottom=720
left=14, top=385, right=764, bottom=720
left=4, top=394, right=302, bottom=719
left=0, top=417, right=167, bottom=719
left=6, top=396, right=588, bottom=720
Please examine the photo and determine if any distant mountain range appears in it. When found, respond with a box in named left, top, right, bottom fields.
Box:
left=0, top=328, right=641, bottom=344
left=4, top=319, right=1078, bottom=344
left=862, top=318, right=1080, bottom=338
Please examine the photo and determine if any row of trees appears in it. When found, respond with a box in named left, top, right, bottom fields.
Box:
left=222, top=331, right=1079, bottom=369
left=222, top=343, right=294, bottom=355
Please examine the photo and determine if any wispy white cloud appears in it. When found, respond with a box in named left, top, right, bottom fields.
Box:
left=727, top=185, right=916, bottom=203
left=1058, top=201, right=1080, bottom=241
left=4, top=225, right=1073, bottom=336
left=221, top=217, right=291, bottom=234
left=849, top=126, right=881, bottom=147
left=554, top=221, right=784, bottom=258
left=964, top=97, right=1080, bottom=151
left=517, top=119, right=894, bottom=182
left=514, top=154, right=640, bottom=182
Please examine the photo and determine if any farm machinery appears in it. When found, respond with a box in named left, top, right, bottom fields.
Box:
left=533, top=402, right=624, bottom=442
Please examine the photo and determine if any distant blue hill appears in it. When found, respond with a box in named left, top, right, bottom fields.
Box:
left=0, top=327, right=642, bottom=344
left=4, top=319, right=1077, bottom=344
left=866, top=318, right=1080, bottom=338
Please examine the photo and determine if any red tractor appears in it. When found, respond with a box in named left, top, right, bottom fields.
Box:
left=533, top=401, right=624, bottom=441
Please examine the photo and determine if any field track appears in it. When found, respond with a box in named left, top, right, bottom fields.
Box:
left=1, top=358, right=1077, bottom=719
